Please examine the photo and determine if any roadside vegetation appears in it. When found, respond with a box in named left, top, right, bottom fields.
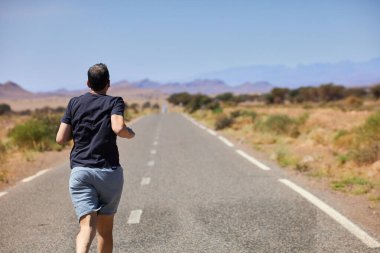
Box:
left=0, top=100, right=159, bottom=186
left=168, top=83, right=380, bottom=204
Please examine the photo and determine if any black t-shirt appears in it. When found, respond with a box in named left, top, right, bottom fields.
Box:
left=61, top=92, right=125, bottom=169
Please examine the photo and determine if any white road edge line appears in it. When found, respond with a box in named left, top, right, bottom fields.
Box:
left=140, top=177, right=151, bottom=185
left=127, top=209, right=143, bottom=224
left=22, top=169, right=49, bottom=183
left=218, top=136, right=234, bottom=147
left=183, top=114, right=207, bottom=130
left=198, top=124, right=206, bottom=130
left=0, top=192, right=8, bottom=198
left=279, top=179, right=380, bottom=248
left=207, top=129, right=217, bottom=136
left=236, top=150, right=271, bottom=171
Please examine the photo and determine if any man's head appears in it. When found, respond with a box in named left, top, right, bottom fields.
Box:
left=87, top=63, right=110, bottom=91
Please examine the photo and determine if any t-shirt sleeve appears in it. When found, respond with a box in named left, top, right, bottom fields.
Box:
left=111, top=97, right=125, bottom=116
left=61, top=99, right=73, bottom=125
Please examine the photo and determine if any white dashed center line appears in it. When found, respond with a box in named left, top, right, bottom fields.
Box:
left=279, top=179, right=380, bottom=248
left=150, top=149, right=157, bottom=155
left=140, top=177, right=151, bottom=185
left=0, top=192, right=8, bottom=198
left=22, top=169, right=49, bottom=183
left=153, top=141, right=158, bottom=146
left=236, top=150, right=271, bottom=171
left=127, top=209, right=143, bottom=224
left=147, top=160, right=155, bottom=167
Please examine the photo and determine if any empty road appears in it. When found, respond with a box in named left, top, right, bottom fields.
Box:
left=0, top=112, right=379, bottom=252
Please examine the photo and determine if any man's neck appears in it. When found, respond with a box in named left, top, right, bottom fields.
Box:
left=90, top=89, right=107, bottom=95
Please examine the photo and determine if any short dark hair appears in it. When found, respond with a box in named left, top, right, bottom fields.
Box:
left=87, top=63, right=110, bottom=91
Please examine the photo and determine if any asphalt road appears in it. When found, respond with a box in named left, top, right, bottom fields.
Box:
left=0, top=112, right=379, bottom=252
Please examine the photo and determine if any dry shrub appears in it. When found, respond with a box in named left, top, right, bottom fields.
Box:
left=344, top=96, right=363, bottom=108
left=255, top=114, right=300, bottom=137
left=350, top=110, right=380, bottom=165
left=350, top=144, right=380, bottom=165
left=331, top=176, right=374, bottom=195
left=230, top=110, right=258, bottom=121
left=308, top=128, right=330, bottom=145
left=8, top=114, right=62, bottom=151
left=214, top=114, right=234, bottom=130
left=0, top=143, right=8, bottom=183
left=333, top=130, right=355, bottom=149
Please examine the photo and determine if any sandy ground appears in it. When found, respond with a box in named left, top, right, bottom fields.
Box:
left=0, top=148, right=70, bottom=191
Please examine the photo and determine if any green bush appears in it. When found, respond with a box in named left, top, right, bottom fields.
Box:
left=167, top=92, right=192, bottom=106
left=214, top=114, right=234, bottom=130
left=129, top=103, right=140, bottom=113
left=0, top=103, right=11, bottom=115
left=0, top=142, right=8, bottom=183
left=332, top=176, right=373, bottom=194
left=215, top=92, right=234, bottom=102
left=185, top=94, right=212, bottom=113
left=142, top=101, right=151, bottom=110
left=371, top=84, right=380, bottom=100
left=255, top=114, right=299, bottom=137
left=205, top=101, right=221, bottom=112
left=152, top=103, right=160, bottom=110
left=230, top=110, right=241, bottom=118
left=0, top=142, right=7, bottom=163
left=349, top=110, right=380, bottom=164
left=242, top=110, right=258, bottom=122
left=230, top=110, right=258, bottom=121
left=8, top=114, right=62, bottom=151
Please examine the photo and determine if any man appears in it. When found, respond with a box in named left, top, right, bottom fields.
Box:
left=56, top=63, right=135, bottom=253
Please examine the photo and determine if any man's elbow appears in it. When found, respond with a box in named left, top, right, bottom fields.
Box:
left=56, top=135, right=67, bottom=145
left=112, top=125, right=124, bottom=136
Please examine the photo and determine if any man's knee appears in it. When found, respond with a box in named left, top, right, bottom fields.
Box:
left=97, top=214, right=114, bottom=236
left=79, top=213, right=97, bottom=232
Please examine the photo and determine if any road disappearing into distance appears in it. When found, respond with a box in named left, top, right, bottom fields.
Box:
left=0, top=113, right=379, bottom=252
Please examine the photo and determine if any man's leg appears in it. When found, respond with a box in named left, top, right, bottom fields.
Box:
left=77, top=212, right=97, bottom=253
left=96, top=214, right=115, bottom=253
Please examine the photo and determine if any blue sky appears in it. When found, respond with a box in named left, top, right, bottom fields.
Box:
left=0, top=0, right=379, bottom=91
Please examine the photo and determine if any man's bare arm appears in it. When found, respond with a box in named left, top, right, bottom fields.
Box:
left=111, top=114, right=135, bottom=138
left=56, top=122, right=72, bottom=145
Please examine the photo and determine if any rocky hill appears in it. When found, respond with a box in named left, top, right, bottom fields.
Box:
left=0, top=81, right=35, bottom=98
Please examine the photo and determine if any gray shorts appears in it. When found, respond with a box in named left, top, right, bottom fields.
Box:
left=69, top=166, right=124, bottom=222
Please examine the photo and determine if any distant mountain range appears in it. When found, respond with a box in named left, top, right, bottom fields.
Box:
left=1, top=58, right=379, bottom=98
left=0, top=81, right=82, bottom=99
left=194, top=58, right=380, bottom=87
left=127, top=79, right=272, bottom=94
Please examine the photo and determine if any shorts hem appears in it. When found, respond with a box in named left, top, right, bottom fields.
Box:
left=97, top=210, right=117, bottom=216
left=77, top=207, right=102, bottom=223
